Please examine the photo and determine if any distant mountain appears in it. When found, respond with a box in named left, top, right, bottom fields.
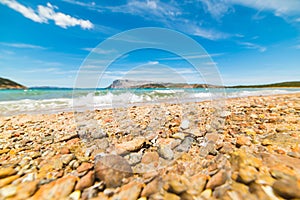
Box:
left=0, top=77, right=27, bottom=89
left=107, top=79, right=222, bottom=89
left=107, top=79, right=300, bottom=89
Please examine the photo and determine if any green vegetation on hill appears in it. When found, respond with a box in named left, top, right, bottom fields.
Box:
left=0, top=77, right=26, bottom=89
left=227, top=81, right=300, bottom=88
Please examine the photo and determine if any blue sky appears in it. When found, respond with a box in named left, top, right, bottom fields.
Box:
left=0, top=0, right=299, bottom=87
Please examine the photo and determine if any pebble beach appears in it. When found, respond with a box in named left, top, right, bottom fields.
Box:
left=0, top=93, right=300, bottom=200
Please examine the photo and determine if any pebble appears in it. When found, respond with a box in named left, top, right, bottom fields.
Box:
left=68, top=190, right=81, bottom=200
left=29, top=175, right=77, bottom=200
left=206, top=169, right=227, bottom=189
left=0, top=167, right=16, bottom=178
left=175, top=137, right=193, bottom=152
left=75, top=171, right=95, bottom=191
left=115, top=137, right=145, bottom=154
left=0, top=174, right=20, bottom=188
left=94, top=154, right=132, bottom=188
left=77, top=162, right=93, bottom=173
left=238, top=165, right=257, bottom=184
left=180, top=119, right=190, bottom=130
left=272, top=178, right=300, bottom=199
left=141, top=152, right=159, bottom=164
left=164, top=192, right=181, bottom=200
left=141, top=178, right=161, bottom=197
left=158, top=145, right=174, bottom=160
left=60, top=154, right=74, bottom=165
left=111, top=181, right=143, bottom=200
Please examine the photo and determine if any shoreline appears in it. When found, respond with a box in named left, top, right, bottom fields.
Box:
left=0, top=91, right=300, bottom=118
left=0, top=92, right=300, bottom=199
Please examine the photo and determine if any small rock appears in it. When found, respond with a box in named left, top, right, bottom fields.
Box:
left=0, top=175, right=20, bottom=188
left=158, top=145, right=174, bottom=160
left=91, top=128, right=106, bottom=139
left=287, top=151, right=300, bottom=159
left=126, top=152, right=143, bottom=165
left=141, top=152, right=159, bottom=164
left=206, top=169, right=227, bottom=189
left=115, top=137, right=145, bottom=154
left=75, top=171, right=95, bottom=191
left=30, top=175, right=77, bottom=200
left=94, top=154, right=132, bottom=188
left=60, top=154, right=74, bottom=165
left=171, top=133, right=185, bottom=140
left=236, top=135, right=251, bottom=147
left=164, top=192, right=181, bottom=200
left=238, top=165, right=257, bottom=184
left=141, top=178, right=161, bottom=197
left=0, top=167, right=16, bottom=178
left=0, top=185, right=16, bottom=199
left=77, top=162, right=93, bottom=173
left=168, top=180, right=187, bottom=194
left=175, top=137, right=193, bottom=152
left=180, top=119, right=190, bottom=130
left=15, top=180, right=38, bottom=199
left=189, top=173, right=207, bottom=194
left=200, top=140, right=215, bottom=157
left=272, top=178, right=300, bottom=199
left=111, top=181, right=143, bottom=200
left=69, top=190, right=81, bottom=200
left=201, top=189, right=212, bottom=199
left=60, top=147, right=70, bottom=154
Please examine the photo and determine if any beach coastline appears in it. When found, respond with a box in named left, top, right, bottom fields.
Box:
left=0, top=93, right=300, bottom=199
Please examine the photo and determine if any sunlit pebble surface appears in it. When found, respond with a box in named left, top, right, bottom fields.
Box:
left=0, top=93, right=300, bottom=200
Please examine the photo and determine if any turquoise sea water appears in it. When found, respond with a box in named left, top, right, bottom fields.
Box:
left=0, top=88, right=299, bottom=116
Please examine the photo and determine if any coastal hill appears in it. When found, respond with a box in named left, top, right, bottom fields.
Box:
left=0, top=77, right=27, bottom=89
left=107, top=79, right=300, bottom=89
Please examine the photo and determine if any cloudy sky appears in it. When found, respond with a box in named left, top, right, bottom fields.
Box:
left=0, top=0, right=299, bottom=87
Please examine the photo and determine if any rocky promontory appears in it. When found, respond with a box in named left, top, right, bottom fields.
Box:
left=0, top=77, right=26, bottom=89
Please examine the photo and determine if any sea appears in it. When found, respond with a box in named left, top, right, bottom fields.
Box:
left=0, top=88, right=299, bottom=116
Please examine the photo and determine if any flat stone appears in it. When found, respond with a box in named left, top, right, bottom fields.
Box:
left=168, top=179, right=187, bottom=194
left=0, top=175, right=20, bottom=188
left=141, top=178, right=161, bottom=197
left=164, top=192, right=181, bottom=200
left=0, top=167, right=16, bottom=178
left=171, top=133, right=185, bottom=140
left=158, top=145, right=174, bottom=160
left=77, top=162, right=93, bottom=173
left=111, top=181, right=143, bottom=200
left=206, top=169, right=227, bottom=189
left=180, top=119, right=190, bottom=130
left=15, top=180, right=39, bottom=199
left=141, top=152, right=159, bottom=164
left=236, top=135, right=251, bottom=147
left=60, top=154, right=74, bottom=165
left=175, top=137, right=193, bottom=152
left=115, top=137, right=145, bottom=154
left=94, top=154, right=132, bottom=188
left=0, top=185, right=16, bottom=199
left=75, top=171, right=95, bottom=191
left=272, top=178, right=300, bottom=199
left=238, top=165, right=257, bottom=184
left=29, top=175, right=77, bottom=200
left=68, top=190, right=81, bottom=200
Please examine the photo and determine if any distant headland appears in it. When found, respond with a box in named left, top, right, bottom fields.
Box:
left=107, top=79, right=300, bottom=89
left=0, top=77, right=27, bottom=89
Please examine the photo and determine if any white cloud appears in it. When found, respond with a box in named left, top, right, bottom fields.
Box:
left=238, top=42, right=267, bottom=52
left=229, top=0, right=300, bottom=16
left=0, top=0, right=93, bottom=29
left=199, top=0, right=233, bottom=19
left=0, top=42, right=46, bottom=49
left=82, top=48, right=116, bottom=54
left=147, top=61, right=159, bottom=65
